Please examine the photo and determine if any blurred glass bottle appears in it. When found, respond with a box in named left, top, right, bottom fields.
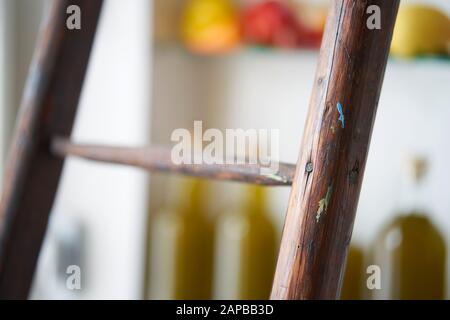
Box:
left=371, top=157, right=446, bottom=300
left=341, top=245, right=365, bottom=300
left=213, top=185, right=277, bottom=299
left=148, top=177, right=214, bottom=299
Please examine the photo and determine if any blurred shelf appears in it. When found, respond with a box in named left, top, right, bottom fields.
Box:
left=389, top=55, right=450, bottom=66
left=154, top=41, right=319, bottom=59
left=154, top=42, right=450, bottom=68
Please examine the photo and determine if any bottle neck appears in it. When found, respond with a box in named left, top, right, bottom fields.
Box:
left=397, top=167, right=427, bottom=216
left=168, top=177, right=207, bottom=215
left=242, top=185, right=267, bottom=215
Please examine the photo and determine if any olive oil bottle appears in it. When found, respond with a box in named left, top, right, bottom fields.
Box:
left=341, top=246, right=365, bottom=300
left=371, top=157, right=446, bottom=300
left=213, top=185, right=277, bottom=299
left=148, top=177, right=214, bottom=299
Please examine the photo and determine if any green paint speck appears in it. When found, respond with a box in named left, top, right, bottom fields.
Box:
left=316, top=185, right=333, bottom=222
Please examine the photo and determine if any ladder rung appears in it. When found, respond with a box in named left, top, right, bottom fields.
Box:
left=51, top=137, right=296, bottom=186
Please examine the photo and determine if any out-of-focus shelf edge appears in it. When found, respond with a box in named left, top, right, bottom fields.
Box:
left=153, top=41, right=320, bottom=59
left=153, top=41, right=450, bottom=66
left=389, top=55, right=450, bottom=66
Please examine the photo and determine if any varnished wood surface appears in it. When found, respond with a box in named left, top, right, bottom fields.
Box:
left=271, top=0, right=400, bottom=300
left=0, top=0, right=103, bottom=299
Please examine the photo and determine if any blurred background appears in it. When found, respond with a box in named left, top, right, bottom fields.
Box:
left=0, top=0, right=449, bottom=299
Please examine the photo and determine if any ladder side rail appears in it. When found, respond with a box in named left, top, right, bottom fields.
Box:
left=271, top=0, right=400, bottom=300
left=0, top=0, right=103, bottom=299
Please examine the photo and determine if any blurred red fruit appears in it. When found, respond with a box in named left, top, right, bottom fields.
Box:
left=297, top=20, right=323, bottom=48
left=242, top=0, right=323, bottom=49
left=242, top=1, right=300, bottom=48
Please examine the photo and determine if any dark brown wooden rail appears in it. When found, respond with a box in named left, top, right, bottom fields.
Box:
left=0, top=0, right=103, bottom=299
left=271, top=0, right=400, bottom=300
left=51, top=137, right=296, bottom=186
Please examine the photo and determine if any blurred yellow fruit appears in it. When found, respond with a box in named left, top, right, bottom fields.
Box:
left=391, top=5, right=450, bottom=57
left=181, top=0, right=240, bottom=54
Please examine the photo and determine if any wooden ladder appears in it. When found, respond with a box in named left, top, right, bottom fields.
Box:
left=0, top=0, right=400, bottom=299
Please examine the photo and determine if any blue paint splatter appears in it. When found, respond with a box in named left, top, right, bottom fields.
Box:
left=337, top=102, right=345, bottom=128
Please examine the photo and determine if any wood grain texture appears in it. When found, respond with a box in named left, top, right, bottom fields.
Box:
left=271, top=0, right=400, bottom=300
left=51, top=137, right=296, bottom=186
left=0, top=0, right=103, bottom=299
